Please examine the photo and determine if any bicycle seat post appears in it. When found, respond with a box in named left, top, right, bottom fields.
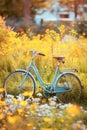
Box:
left=57, top=61, right=61, bottom=72
left=58, top=60, right=61, bottom=66
left=53, top=56, right=65, bottom=68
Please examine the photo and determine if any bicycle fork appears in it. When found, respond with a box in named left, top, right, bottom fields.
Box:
left=18, top=73, right=28, bottom=89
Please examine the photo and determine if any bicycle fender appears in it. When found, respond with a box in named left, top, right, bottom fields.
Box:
left=55, top=72, right=82, bottom=88
left=16, top=69, right=37, bottom=90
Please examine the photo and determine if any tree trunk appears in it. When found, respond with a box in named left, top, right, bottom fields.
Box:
left=21, top=0, right=32, bottom=19
left=12, top=0, right=16, bottom=4
left=74, top=0, right=78, bottom=19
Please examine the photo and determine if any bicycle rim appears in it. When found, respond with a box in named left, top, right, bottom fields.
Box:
left=3, top=71, right=35, bottom=98
left=56, top=73, right=82, bottom=103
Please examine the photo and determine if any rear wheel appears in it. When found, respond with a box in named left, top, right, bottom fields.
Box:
left=3, top=70, right=35, bottom=99
left=56, top=73, right=82, bottom=103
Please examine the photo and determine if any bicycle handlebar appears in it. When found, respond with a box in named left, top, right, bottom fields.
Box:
left=30, top=50, right=46, bottom=56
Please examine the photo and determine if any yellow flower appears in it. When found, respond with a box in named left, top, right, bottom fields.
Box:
left=63, top=128, right=67, bottom=130
left=30, top=103, right=37, bottom=110
left=66, top=104, right=80, bottom=116
left=0, top=113, right=4, bottom=120
left=1, top=127, right=6, bottom=130
left=17, top=108, right=24, bottom=115
left=77, top=124, right=81, bottom=129
left=0, top=88, right=4, bottom=92
left=23, top=91, right=32, bottom=97
left=27, top=123, right=33, bottom=127
left=41, top=99, right=46, bottom=104
left=43, top=117, right=52, bottom=122
left=48, top=98, right=52, bottom=102
left=7, top=116, right=17, bottom=124
left=20, top=100, right=28, bottom=107
left=41, top=128, right=54, bottom=130
left=13, top=98, right=18, bottom=104
left=0, top=100, right=6, bottom=106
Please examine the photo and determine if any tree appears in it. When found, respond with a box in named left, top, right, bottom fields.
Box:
left=0, top=0, right=24, bottom=17
left=0, top=0, right=87, bottom=19
left=59, top=0, right=87, bottom=19
left=0, top=0, right=48, bottom=19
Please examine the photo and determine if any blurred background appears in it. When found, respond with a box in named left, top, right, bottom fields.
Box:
left=0, top=0, right=87, bottom=36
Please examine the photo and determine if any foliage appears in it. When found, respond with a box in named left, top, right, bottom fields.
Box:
left=75, top=18, right=87, bottom=37
left=0, top=16, right=87, bottom=101
left=0, top=0, right=48, bottom=18
left=0, top=0, right=23, bottom=17
left=59, top=0, right=87, bottom=18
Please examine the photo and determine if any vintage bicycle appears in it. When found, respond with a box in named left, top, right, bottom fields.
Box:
left=3, top=50, right=83, bottom=103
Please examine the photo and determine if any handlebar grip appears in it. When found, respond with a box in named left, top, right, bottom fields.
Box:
left=38, top=53, right=45, bottom=56
left=29, top=50, right=45, bottom=56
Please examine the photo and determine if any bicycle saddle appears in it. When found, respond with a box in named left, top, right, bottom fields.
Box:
left=30, top=50, right=46, bottom=56
left=53, top=56, right=65, bottom=61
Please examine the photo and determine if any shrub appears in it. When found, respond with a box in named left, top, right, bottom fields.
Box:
left=75, top=18, right=87, bottom=38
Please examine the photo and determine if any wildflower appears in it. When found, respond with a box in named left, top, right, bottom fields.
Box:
left=0, top=88, right=4, bottom=92
left=31, top=103, right=37, bottom=110
left=83, top=32, right=86, bottom=36
left=0, top=100, right=6, bottom=106
left=27, top=123, right=33, bottom=127
left=20, top=100, right=28, bottom=107
left=1, top=127, right=6, bottom=130
left=77, top=124, right=81, bottom=129
left=48, top=98, right=52, bottom=102
left=0, top=113, right=4, bottom=120
left=30, top=103, right=37, bottom=114
left=43, top=117, right=52, bottom=122
left=17, top=108, right=24, bottom=115
left=7, top=116, right=17, bottom=124
left=23, top=91, right=32, bottom=97
left=45, top=65, right=47, bottom=69
left=41, top=128, right=54, bottom=130
left=66, top=104, right=80, bottom=116
left=13, top=98, right=18, bottom=104
left=63, top=128, right=67, bottom=130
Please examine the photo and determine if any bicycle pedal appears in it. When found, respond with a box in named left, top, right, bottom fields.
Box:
left=65, top=87, right=70, bottom=90
left=51, top=92, right=56, bottom=95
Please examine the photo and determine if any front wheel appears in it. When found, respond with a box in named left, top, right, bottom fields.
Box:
left=56, top=72, right=82, bottom=103
left=3, top=70, right=36, bottom=99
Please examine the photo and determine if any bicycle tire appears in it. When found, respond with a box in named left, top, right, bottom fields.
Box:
left=55, top=72, right=82, bottom=103
left=3, top=70, right=36, bottom=98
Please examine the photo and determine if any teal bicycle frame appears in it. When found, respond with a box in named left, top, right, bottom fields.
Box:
left=28, top=58, right=59, bottom=87
left=18, top=54, right=72, bottom=94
